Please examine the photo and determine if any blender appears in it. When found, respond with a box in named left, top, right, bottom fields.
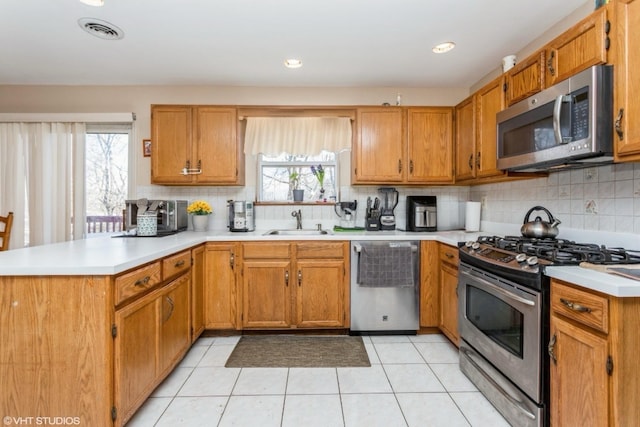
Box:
left=378, top=187, right=399, bottom=230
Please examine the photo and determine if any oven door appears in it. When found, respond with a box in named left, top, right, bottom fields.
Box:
left=458, top=263, right=542, bottom=402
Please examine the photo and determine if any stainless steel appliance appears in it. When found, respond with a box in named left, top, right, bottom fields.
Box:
left=497, top=65, right=613, bottom=172
left=458, top=236, right=640, bottom=427
left=227, top=200, right=255, bottom=232
left=125, top=199, right=188, bottom=232
left=406, top=196, right=437, bottom=231
left=378, top=187, right=399, bottom=230
left=350, top=241, right=419, bottom=333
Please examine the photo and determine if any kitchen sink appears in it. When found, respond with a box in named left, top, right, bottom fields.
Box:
left=263, top=229, right=332, bottom=236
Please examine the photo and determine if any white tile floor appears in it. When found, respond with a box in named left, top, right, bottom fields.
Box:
left=126, top=334, right=510, bottom=427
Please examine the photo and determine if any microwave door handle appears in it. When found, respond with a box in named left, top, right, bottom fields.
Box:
left=552, top=95, right=565, bottom=145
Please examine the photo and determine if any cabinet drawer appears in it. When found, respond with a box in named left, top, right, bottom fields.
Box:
left=439, top=244, right=459, bottom=266
left=243, top=242, right=290, bottom=258
left=115, top=261, right=162, bottom=305
left=551, top=280, right=609, bottom=334
left=163, top=250, right=191, bottom=279
left=296, top=242, right=345, bottom=259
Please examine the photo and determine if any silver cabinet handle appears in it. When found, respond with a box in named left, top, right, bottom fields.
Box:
left=298, top=270, right=302, bottom=286
left=560, top=298, right=591, bottom=313
left=548, top=333, right=557, bottom=364
left=230, top=252, right=235, bottom=270
left=134, top=276, right=150, bottom=287
left=285, top=270, right=289, bottom=286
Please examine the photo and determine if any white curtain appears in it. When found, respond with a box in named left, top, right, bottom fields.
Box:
left=0, top=122, right=85, bottom=248
left=244, top=117, right=352, bottom=156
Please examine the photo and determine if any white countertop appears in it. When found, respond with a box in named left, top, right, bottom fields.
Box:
left=0, top=229, right=483, bottom=276
left=3, top=229, right=638, bottom=298
left=545, top=266, right=640, bottom=298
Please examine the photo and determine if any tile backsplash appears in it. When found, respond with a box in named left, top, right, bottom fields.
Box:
left=138, top=162, right=640, bottom=240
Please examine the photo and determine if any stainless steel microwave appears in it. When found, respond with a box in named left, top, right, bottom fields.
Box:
left=497, top=65, right=613, bottom=172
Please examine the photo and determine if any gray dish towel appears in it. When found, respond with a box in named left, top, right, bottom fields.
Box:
left=357, top=243, right=414, bottom=288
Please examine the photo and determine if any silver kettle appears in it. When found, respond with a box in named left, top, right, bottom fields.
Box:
left=521, top=206, right=561, bottom=238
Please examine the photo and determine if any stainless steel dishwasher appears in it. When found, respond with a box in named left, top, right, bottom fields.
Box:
left=350, top=241, right=420, bottom=333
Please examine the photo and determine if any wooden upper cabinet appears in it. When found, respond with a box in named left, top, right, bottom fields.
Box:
left=475, top=76, right=506, bottom=179
left=454, top=96, right=476, bottom=182
left=505, top=50, right=545, bottom=106
left=151, top=105, right=192, bottom=184
left=195, top=107, right=241, bottom=183
left=545, top=6, right=610, bottom=86
left=406, top=107, right=454, bottom=184
left=151, top=105, right=244, bottom=185
left=353, top=107, right=405, bottom=183
left=613, top=0, right=640, bottom=161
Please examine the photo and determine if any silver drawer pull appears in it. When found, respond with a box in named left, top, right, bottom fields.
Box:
left=560, top=298, right=591, bottom=313
left=134, top=276, right=150, bottom=287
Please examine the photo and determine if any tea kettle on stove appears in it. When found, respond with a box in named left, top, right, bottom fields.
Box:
left=521, top=206, right=561, bottom=238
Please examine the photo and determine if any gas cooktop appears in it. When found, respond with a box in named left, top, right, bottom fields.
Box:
left=474, top=235, right=640, bottom=266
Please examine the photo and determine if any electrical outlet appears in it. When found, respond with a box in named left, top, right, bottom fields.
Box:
left=481, top=196, right=488, bottom=210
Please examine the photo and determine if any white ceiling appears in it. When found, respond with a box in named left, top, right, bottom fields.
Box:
left=1, top=0, right=589, bottom=88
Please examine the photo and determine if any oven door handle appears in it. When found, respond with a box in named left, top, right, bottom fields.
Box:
left=462, top=269, right=536, bottom=307
left=462, top=346, right=537, bottom=420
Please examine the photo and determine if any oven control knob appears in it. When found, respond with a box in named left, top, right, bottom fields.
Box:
left=526, top=256, right=539, bottom=266
left=515, top=253, right=527, bottom=263
left=471, top=242, right=481, bottom=251
left=465, top=241, right=475, bottom=248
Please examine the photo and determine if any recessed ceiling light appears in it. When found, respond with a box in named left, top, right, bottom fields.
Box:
left=432, top=42, right=456, bottom=54
left=80, top=0, right=105, bottom=6
left=284, top=59, right=303, bottom=69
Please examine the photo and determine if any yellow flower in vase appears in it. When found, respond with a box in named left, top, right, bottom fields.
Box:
left=187, top=200, right=213, bottom=215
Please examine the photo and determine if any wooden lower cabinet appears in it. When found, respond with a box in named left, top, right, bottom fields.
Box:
left=191, top=244, right=205, bottom=341
left=549, top=278, right=640, bottom=426
left=204, top=242, right=239, bottom=329
left=439, top=257, right=459, bottom=345
left=296, top=259, right=346, bottom=328
left=241, top=241, right=348, bottom=329
left=419, top=241, right=440, bottom=328
left=114, top=272, right=191, bottom=426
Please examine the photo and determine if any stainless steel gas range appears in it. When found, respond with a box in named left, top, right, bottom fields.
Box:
left=457, top=236, right=640, bottom=427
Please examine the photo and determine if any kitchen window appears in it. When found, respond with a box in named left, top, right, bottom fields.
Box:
left=85, top=123, right=131, bottom=234
left=244, top=116, right=351, bottom=203
left=258, top=151, right=336, bottom=202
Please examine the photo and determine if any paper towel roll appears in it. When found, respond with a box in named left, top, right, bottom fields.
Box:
left=465, top=202, right=481, bottom=232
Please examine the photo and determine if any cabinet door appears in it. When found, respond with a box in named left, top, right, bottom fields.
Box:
left=614, top=0, right=640, bottom=160
left=439, top=261, right=459, bottom=345
left=550, top=315, right=609, bottom=427
left=295, top=259, right=345, bottom=328
left=505, top=50, right=545, bottom=106
left=406, top=107, right=454, bottom=184
left=420, top=241, right=440, bottom=328
left=151, top=105, right=192, bottom=184
left=454, top=96, right=476, bottom=181
left=191, top=245, right=205, bottom=341
left=242, top=260, right=291, bottom=328
left=545, top=6, right=609, bottom=86
left=353, top=108, right=405, bottom=183
left=475, top=76, right=506, bottom=179
left=195, top=107, right=241, bottom=184
left=114, top=292, right=159, bottom=424
left=159, top=273, right=191, bottom=375
left=204, top=243, right=238, bottom=329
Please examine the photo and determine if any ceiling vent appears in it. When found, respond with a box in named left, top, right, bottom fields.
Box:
left=78, top=18, right=124, bottom=40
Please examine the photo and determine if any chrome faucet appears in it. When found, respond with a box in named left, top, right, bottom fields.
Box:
left=291, top=209, right=302, bottom=229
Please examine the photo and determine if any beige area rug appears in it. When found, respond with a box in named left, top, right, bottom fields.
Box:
left=224, top=335, right=371, bottom=368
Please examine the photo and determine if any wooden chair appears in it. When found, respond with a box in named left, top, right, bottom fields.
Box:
left=0, top=211, right=14, bottom=251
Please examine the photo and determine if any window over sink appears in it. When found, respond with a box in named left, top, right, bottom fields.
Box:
left=258, top=151, right=336, bottom=202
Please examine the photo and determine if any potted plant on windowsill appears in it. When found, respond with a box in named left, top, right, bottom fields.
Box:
left=187, top=200, right=213, bottom=231
left=311, top=164, right=325, bottom=200
left=290, top=172, right=304, bottom=202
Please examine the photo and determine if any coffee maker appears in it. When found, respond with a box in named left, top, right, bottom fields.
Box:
left=227, top=200, right=255, bottom=232
left=378, top=187, right=399, bottom=230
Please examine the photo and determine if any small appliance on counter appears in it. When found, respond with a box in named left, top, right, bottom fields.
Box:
left=335, top=200, right=358, bottom=229
left=228, top=200, right=254, bottom=232
left=378, top=187, right=398, bottom=230
left=124, top=199, right=188, bottom=233
left=406, top=196, right=437, bottom=231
